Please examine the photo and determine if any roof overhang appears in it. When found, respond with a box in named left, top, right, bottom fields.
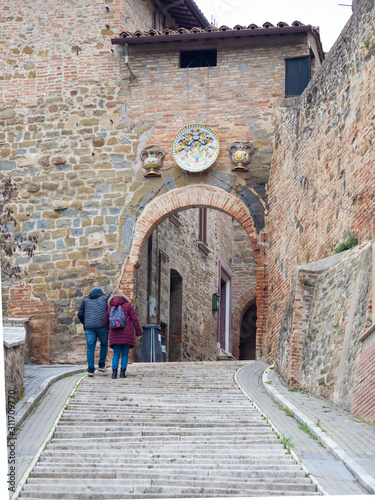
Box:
left=157, top=0, right=209, bottom=29
left=112, top=25, right=319, bottom=46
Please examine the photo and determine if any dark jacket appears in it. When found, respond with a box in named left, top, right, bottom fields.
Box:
left=104, top=295, right=142, bottom=348
left=78, top=288, right=108, bottom=330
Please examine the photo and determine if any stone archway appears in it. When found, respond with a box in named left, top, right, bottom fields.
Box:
left=118, top=184, right=268, bottom=359
left=232, top=287, right=257, bottom=359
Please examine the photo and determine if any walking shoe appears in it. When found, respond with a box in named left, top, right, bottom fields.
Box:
left=98, top=366, right=107, bottom=372
left=120, top=368, right=126, bottom=378
left=112, top=369, right=118, bottom=379
left=88, top=372, right=94, bottom=377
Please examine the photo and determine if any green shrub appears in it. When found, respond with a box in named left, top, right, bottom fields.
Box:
left=333, top=234, right=358, bottom=254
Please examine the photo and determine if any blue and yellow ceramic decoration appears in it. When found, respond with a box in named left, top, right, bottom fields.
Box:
left=172, top=124, right=220, bottom=173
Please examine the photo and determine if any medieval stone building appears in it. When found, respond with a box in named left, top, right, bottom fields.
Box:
left=1, top=0, right=374, bottom=422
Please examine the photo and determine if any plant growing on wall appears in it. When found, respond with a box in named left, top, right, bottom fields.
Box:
left=300, top=278, right=313, bottom=287
left=333, top=234, right=358, bottom=254
left=0, top=176, right=39, bottom=316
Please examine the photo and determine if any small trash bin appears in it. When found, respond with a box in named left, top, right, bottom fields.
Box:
left=141, top=324, right=163, bottom=362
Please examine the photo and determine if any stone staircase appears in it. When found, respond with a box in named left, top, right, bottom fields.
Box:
left=19, top=361, right=320, bottom=498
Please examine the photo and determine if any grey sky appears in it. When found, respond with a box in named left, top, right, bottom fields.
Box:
left=195, top=0, right=353, bottom=52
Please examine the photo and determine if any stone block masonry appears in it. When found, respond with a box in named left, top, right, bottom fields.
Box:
left=0, top=0, right=124, bottom=108
left=276, top=244, right=373, bottom=414
left=3, top=324, right=26, bottom=413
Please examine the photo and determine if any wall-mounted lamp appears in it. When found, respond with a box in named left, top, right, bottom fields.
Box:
left=212, top=292, right=220, bottom=311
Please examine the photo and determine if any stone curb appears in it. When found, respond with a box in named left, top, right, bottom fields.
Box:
left=9, top=367, right=87, bottom=438
left=262, top=365, right=375, bottom=495
left=11, top=372, right=87, bottom=500
left=234, top=364, right=328, bottom=496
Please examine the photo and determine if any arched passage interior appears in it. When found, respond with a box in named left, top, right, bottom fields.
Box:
left=169, top=269, right=183, bottom=362
left=239, top=300, right=257, bottom=360
left=119, top=185, right=268, bottom=361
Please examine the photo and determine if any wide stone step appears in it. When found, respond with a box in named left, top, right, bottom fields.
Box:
left=52, top=433, right=276, bottom=442
left=65, top=405, right=253, bottom=412
left=39, top=451, right=291, bottom=462
left=52, top=430, right=277, bottom=439
left=33, top=462, right=304, bottom=472
left=45, top=441, right=284, bottom=451
left=25, top=476, right=316, bottom=490
left=59, top=416, right=265, bottom=424
left=30, top=468, right=309, bottom=480
left=21, top=481, right=317, bottom=498
left=59, top=414, right=262, bottom=420
left=54, top=425, right=272, bottom=433
left=20, top=489, right=320, bottom=499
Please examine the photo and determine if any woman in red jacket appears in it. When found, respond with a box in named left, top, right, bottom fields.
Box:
left=104, top=294, right=142, bottom=379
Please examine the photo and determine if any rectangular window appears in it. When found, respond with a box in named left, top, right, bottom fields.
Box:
left=180, top=49, right=217, bottom=68
left=285, top=55, right=311, bottom=97
left=198, top=207, right=207, bottom=245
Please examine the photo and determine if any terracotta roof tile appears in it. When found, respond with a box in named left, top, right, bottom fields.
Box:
left=118, top=22, right=308, bottom=39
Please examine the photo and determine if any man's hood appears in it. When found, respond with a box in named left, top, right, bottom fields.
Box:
left=89, top=287, right=104, bottom=300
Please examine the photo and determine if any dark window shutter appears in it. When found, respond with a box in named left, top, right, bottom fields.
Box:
left=199, top=207, right=207, bottom=245
left=285, top=55, right=311, bottom=97
left=180, top=50, right=217, bottom=68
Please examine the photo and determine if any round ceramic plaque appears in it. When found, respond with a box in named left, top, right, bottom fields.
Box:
left=172, top=124, right=220, bottom=173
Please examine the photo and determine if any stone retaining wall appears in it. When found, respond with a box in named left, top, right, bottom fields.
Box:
left=276, top=243, right=373, bottom=413
left=3, top=319, right=28, bottom=412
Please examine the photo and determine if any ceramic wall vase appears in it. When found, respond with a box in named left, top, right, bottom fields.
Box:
left=229, top=141, right=254, bottom=171
left=141, top=146, right=165, bottom=177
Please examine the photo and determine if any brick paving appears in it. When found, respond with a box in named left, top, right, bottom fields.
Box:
left=266, top=365, right=375, bottom=475
left=12, top=372, right=86, bottom=488
left=237, top=361, right=373, bottom=495
left=264, top=364, right=375, bottom=490
left=12, top=365, right=86, bottom=434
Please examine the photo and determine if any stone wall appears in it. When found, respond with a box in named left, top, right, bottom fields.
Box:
left=4, top=344, right=25, bottom=412
left=275, top=244, right=373, bottom=412
left=1, top=0, right=145, bottom=363
left=0, top=0, right=124, bottom=108
left=3, top=321, right=27, bottom=412
left=268, top=0, right=375, bottom=360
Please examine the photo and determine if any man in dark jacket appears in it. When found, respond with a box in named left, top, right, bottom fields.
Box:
left=78, top=287, right=109, bottom=376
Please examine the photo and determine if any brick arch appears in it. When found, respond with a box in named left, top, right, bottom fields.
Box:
left=119, top=184, right=268, bottom=359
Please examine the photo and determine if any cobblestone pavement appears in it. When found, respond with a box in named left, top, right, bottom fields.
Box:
left=237, top=361, right=374, bottom=495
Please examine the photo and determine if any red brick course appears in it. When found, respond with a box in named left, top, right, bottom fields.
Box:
left=352, top=341, right=375, bottom=423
